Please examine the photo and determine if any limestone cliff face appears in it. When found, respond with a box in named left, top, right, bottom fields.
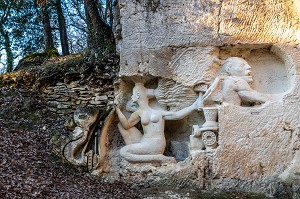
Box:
left=118, top=0, right=300, bottom=77
left=112, top=0, right=300, bottom=195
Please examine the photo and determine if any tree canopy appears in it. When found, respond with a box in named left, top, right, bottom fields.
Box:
left=0, top=0, right=116, bottom=73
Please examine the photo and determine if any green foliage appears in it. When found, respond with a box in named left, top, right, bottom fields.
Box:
left=0, top=0, right=116, bottom=73
left=25, top=48, right=59, bottom=61
left=14, top=48, right=59, bottom=70
left=0, top=0, right=44, bottom=72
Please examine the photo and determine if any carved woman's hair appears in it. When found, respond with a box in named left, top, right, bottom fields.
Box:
left=146, top=89, right=156, bottom=99
left=134, top=83, right=156, bottom=99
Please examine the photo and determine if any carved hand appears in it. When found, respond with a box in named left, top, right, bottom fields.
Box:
left=116, top=107, right=127, bottom=128
left=193, top=97, right=203, bottom=111
left=116, top=107, right=125, bottom=119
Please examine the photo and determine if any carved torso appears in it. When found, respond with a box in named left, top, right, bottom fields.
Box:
left=222, top=77, right=242, bottom=105
left=139, top=108, right=165, bottom=139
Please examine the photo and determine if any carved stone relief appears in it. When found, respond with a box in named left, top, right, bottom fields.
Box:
left=116, top=82, right=200, bottom=163
left=110, top=43, right=300, bottom=193
left=202, top=57, right=277, bottom=106
left=62, top=42, right=300, bottom=195
left=113, top=0, right=300, bottom=195
left=115, top=46, right=290, bottom=163
left=63, top=107, right=99, bottom=166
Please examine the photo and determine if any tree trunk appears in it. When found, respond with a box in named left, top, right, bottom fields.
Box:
left=106, top=0, right=113, bottom=28
left=41, top=4, right=54, bottom=50
left=84, top=2, right=94, bottom=49
left=83, top=0, right=114, bottom=51
left=55, top=0, right=69, bottom=55
left=0, top=25, right=13, bottom=72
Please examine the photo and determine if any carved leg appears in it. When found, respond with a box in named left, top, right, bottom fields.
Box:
left=118, top=123, right=143, bottom=145
left=119, top=143, right=176, bottom=164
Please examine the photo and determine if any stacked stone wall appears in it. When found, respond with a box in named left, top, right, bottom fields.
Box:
left=43, top=82, right=114, bottom=115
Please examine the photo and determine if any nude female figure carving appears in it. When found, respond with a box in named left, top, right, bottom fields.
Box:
left=116, top=83, right=200, bottom=163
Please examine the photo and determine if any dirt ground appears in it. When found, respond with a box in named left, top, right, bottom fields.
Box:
left=0, top=87, right=142, bottom=198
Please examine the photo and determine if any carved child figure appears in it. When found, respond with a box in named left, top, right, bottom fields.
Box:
left=116, top=83, right=200, bottom=164
left=203, top=57, right=271, bottom=106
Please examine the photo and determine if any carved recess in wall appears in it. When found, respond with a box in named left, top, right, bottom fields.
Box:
left=219, top=45, right=291, bottom=96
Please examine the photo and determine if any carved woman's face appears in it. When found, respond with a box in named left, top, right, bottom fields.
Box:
left=132, top=84, right=147, bottom=103
left=131, top=90, right=140, bottom=102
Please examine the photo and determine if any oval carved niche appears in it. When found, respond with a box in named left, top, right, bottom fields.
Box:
left=247, top=48, right=290, bottom=94
left=220, top=45, right=291, bottom=94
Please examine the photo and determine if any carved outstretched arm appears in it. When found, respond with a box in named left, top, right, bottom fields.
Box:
left=238, top=90, right=270, bottom=103
left=116, top=107, right=140, bottom=130
left=163, top=99, right=199, bottom=120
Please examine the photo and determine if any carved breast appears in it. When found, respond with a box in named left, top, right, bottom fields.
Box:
left=141, top=115, right=150, bottom=125
left=150, top=114, right=160, bottom=123
left=141, top=113, right=160, bottom=125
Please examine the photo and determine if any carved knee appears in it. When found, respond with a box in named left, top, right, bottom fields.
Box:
left=120, top=145, right=130, bottom=158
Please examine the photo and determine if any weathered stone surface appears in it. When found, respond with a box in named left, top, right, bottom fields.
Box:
left=57, top=109, right=74, bottom=115
left=73, top=87, right=87, bottom=91
left=57, top=104, right=70, bottom=109
left=63, top=107, right=99, bottom=165
left=48, top=94, right=60, bottom=99
left=89, top=100, right=105, bottom=105
left=119, top=153, right=208, bottom=189
left=97, top=1, right=300, bottom=196
left=119, top=0, right=300, bottom=79
left=95, top=95, right=108, bottom=101
left=46, top=101, right=60, bottom=108
left=57, top=96, right=70, bottom=102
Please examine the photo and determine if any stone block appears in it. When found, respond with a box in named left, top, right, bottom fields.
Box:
left=46, top=101, right=60, bottom=108
left=57, top=104, right=70, bottom=109
left=72, top=87, right=87, bottom=91
left=57, top=109, right=73, bottom=115
left=48, top=94, right=60, bottom=99
left=89, top=100, right=105, bottom=105
left=190, top=135, right=205, bottom=150
left=57, top=96, right=70, bottom=102
left=95, top=95, right=108, bottom=101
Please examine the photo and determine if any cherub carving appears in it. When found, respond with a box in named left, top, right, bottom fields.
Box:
left=203, top=57, right=271, bottom=106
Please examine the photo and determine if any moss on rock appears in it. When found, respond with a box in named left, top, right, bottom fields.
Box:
left=14, top=48, right=59, bottom=71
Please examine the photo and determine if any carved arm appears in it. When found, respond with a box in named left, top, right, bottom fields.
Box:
left=163, top=99, right=199, bottom=120
left=116, top=107, right=140, bottom=130
left=238, top=90, right=270, bottom=104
